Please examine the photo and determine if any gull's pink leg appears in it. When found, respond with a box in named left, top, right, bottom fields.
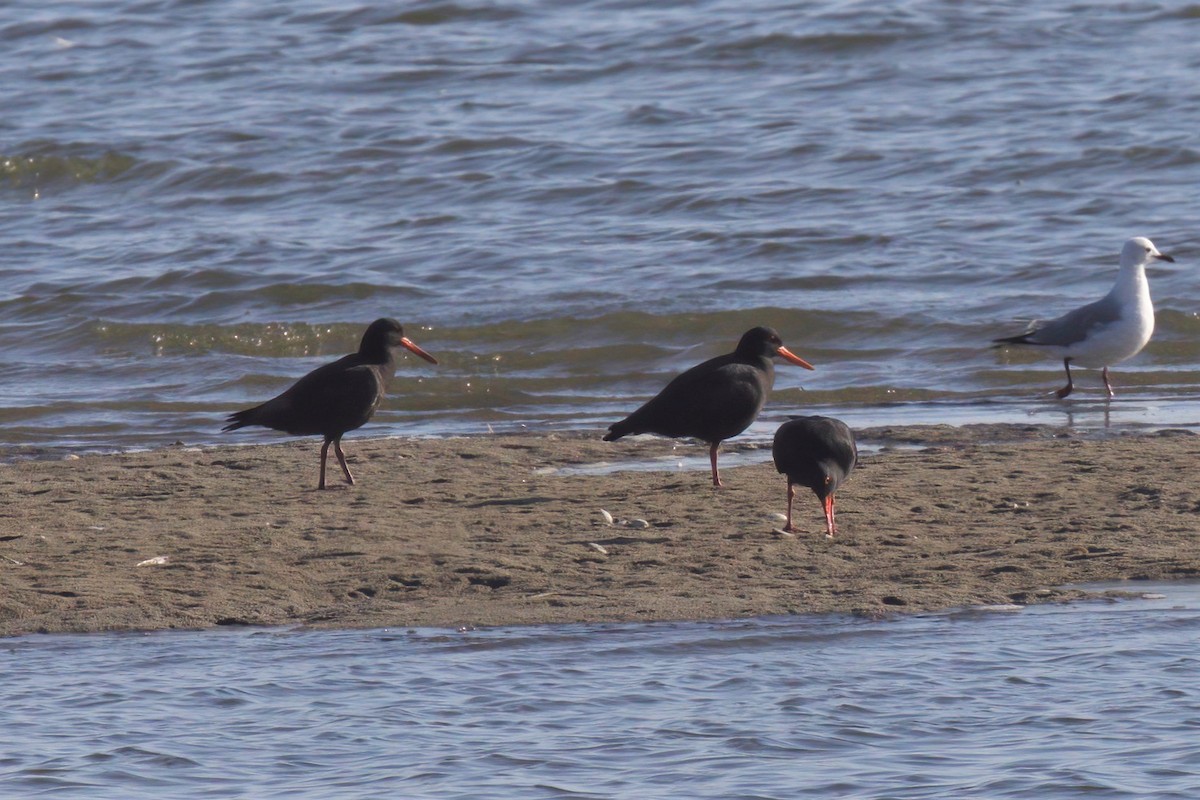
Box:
left=1055, top=358, right=1074, bottom=399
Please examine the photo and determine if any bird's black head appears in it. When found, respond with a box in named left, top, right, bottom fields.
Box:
left=735, top=327, right=815, bottom=370
left=360, top=318, right=404, bottom=355
left=360, top=318, right=438, bottom=364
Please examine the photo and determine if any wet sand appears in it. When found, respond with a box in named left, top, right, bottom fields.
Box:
left=3, top=424, right=1200, bottom=637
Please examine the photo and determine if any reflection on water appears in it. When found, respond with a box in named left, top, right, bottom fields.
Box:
left=4, top=583, right=1200, bottom=798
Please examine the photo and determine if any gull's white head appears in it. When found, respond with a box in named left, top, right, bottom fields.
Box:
left=1121, top=236, right=1175, bottom=268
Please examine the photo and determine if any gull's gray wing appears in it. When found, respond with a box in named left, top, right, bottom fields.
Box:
left=1021, top=293, right=1123, bottom=347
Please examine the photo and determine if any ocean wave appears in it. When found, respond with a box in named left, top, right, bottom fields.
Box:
left=0, top=147, right=138, bottom=192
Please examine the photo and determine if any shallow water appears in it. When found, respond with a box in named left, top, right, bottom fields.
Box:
left=2, top=1, right=1200, bottom=450
left=3, top=582, right=1199, bottom=799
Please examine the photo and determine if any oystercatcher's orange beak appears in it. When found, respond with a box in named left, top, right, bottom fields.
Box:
left=401, top=337, right=439, bottom=365
left=776, top=345, right=815, bottom=371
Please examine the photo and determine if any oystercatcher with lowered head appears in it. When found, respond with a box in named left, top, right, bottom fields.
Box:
left=771, top=416, right=857, bottom=538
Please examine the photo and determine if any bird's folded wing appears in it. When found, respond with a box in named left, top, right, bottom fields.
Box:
left=1023, top=294, right=1121, bottom=347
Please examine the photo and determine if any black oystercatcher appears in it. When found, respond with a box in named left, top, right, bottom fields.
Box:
left=603, top=326, right=815, bottom=487
left=223, top=318, right=437, bottom=489
left=771, top=416, right=857, bottom=537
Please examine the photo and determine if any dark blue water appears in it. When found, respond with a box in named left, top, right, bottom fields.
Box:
left=3, top=583, right=1198, bottom=799
left=2, top=0, right=1200, bottom=450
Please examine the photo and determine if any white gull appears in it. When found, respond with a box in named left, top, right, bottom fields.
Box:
left=993, top=236, right=1174, bottom=399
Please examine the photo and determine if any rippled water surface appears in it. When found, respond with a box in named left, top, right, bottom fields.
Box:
left=2, top=0, right=1200, bottom=449
left=3, top=583, right=1199, bottom=798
